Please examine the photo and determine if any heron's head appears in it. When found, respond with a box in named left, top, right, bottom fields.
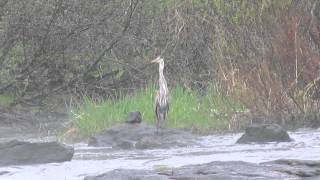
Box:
left=151, top=56, right=164, bottom=67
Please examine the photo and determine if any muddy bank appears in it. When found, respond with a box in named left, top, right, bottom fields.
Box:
left=85, top=159, right=320, bottom=180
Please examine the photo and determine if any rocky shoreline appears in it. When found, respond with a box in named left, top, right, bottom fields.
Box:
left=85, top=159, right=320, bottom=180
left=1, top=108, right=320, bottom=179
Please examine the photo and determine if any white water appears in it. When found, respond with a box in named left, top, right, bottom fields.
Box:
left=1, top=129, right=320, bottom=180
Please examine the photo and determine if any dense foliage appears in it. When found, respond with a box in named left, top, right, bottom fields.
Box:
left=1, top=0, right=319, bottom=126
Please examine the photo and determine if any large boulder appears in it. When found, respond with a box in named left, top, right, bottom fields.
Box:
left=85, top=159, right=320, bottom=180
left=0, top=140, right=74, bottom=166
left=236, top=124, right=292, bottom=144
left=88, top=123, right=197, bottom=149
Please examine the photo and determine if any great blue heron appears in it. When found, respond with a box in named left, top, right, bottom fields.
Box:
left=151, top=56, right=169, bottom=135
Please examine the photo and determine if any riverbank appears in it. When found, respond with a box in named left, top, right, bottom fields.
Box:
left=70, top=84, right=246, bottom=138
left=1, top=105, right=320, bottom=179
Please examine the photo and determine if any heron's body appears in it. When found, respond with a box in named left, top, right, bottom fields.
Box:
left=152, top=57, right=169, bottom=135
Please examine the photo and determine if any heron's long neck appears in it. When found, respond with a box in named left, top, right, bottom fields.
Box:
left=158, top=65, right=168, bottom=94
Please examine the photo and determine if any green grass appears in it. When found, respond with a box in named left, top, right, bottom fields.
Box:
left=0, top=95, right=14, bottom=107
left=71, top=84, right=245, bottom=137
left=71, top=84, right=157, bottom=137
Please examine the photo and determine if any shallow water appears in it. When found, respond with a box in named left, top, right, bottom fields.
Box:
left=1, top=129, right=320, bottom=180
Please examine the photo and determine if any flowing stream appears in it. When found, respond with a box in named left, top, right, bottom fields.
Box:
left=1, top=128, right=320, bottom=180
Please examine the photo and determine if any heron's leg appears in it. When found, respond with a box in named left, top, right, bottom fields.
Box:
left=163, top=112, right=167, bottom=129
left=155, top=115, right=161, bottom=136
left=160, top=121, right=163, bottom=136
left=158, top=125, right=162, bottom=136
left=159, top=114, right=165, bottom=136
left=156, top=121, right=158, bottom=135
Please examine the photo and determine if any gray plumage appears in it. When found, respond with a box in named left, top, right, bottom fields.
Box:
left=152, top=57, right=169, bottom=135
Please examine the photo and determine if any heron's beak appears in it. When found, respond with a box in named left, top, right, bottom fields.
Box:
left=151, top=57, right=161, bottom=63
left=151, top=59, right=158, bottom=63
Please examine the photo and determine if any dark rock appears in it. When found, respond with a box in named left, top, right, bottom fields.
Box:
left=86, top=160, right=320, bottom=180
left=264, top=159, right=320, bottom=177
left=88, top=123, right=197, bottom=149
left=84, top=169, right=169, bottom=180
left=0, top=140, right=74, bottom=166
left=236, top=124, right=292, bottom=144
left=0, top=171, right=9, bottom=175
left=168, top=161, right=288, bottom=180
left=126, top=111, right=142, bottom=124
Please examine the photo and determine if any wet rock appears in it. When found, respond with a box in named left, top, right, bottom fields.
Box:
left=84, top=169, right=168, bottom=180
left=0, top=140, right=74, bottom=166
left=167, top=161, right=292, bottom=180
left=0, top=171, right=9, bottom=175
left=264, top=159, right=320, bottom=177
left=126, top=111, right=142, bottom=124
left=236, top=124, right=292, bottom=144
left=88, top=123, right=197, bottom=149
left=86, top=160, right=320, bottom=180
